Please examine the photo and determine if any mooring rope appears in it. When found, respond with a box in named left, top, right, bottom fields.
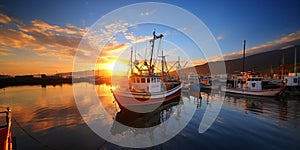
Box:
left=12, top=117, right=56, bottom=150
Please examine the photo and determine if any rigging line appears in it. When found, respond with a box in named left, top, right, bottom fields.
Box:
left=154, top=38, right=162, bottom=66
left=12, top=117, right=56, bottom=150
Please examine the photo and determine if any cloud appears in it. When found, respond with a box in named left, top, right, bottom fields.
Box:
left=124, top=32, right=151, bottom=44
left=217, top=34, right=224, bottom=40
left=0, top=51, right=12, bottom=56
left=101, top=43, right=130, bottom=55
left=0, top=14, right=88, bottom=58
left=192, top=30, right=300, bottom=65
left=0, top=13, right=12, bottom=24
left=140, top=10, right=156, bottom=16
left=19, top=20, right=87, bottom=36
left=224, top=30, right=300, bottom=60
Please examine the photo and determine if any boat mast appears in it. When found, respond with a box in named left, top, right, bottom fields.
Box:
left=149, top=30, right=163, bottom=75
left=242, top=40, right=246, bottom=74
left=281, top=53, right=285, bottom=79
left=178, top=56, right=181, bottom=80
left=161, top=49, right=164, bottom=81
left=130, top=47, right=133, bottom=74
left=294, top=46, right=297, bottom=76
left=149, top=31, right=156, bottom=74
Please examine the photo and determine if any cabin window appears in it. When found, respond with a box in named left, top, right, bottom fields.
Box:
left=141, top=78, right=145, bottom=83
left=293, top=78, right=298, bottom=83
left=137, top=78, right=140, bottom=83
left=147, top=78, right=150, bottom=83
left=132, top=78, right=136, bottom=83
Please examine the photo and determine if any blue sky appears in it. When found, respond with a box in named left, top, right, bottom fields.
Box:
left=1, top=0, right=300, bottom=74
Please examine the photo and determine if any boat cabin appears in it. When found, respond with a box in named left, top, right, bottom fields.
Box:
left=247, top=77, right=263, bottom=90
left=283, top=73, right=300, bottom=87
left=230, top=72, right=264, bottom=90
left=129, top=76, right=162, bottom=93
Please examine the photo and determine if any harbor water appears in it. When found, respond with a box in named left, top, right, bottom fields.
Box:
left=0, top=83, right=299, bottom=149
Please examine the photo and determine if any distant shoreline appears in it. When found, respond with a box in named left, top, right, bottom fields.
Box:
left=0, top=76, right=111, bottom=88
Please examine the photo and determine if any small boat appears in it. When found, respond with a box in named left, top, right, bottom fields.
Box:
left=223, top=71, right=283, bottom=97
left=200, top=76, right=216, bottom=91
left=112, top=31, right=182, bottom=110
left=0, top=107, right=13, bottom=150
left=187, top=74, right=202, bottom=91
left=222, top=40, right=283, bottom=97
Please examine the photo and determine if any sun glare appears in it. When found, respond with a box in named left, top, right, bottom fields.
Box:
left=111, top=62, right=130, bottom=76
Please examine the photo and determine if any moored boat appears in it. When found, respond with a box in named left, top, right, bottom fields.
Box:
left=223, top=72, right=283, bottom=97
left=187, top=74, right=202, bottom=92
left=112, top=31, right=182, bottom=111
left=222, top=40, right=283, bottom=97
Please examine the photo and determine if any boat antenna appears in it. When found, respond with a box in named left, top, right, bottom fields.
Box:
left=242, top=40, right=246, bottom=74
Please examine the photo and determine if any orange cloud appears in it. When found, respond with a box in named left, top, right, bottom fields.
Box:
left=102, top=43, right=129, bottom=54
left=0, top=51, right=11, bottom=56
left=0, top=13, right=12, bottom=24
left=124, top=32, right=151, bottom=44
left=0, top=16, right=86, bottom=58
left=0, top=13, right=152, bottom=74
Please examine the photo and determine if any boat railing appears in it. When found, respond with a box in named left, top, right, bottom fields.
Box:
left=0, top=107, right=12, bottom=150
left=0, top=107, right=10, bottom=128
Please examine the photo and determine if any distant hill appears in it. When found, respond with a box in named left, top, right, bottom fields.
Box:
left=57, top=69, right=111, bottom=77
left=186, top=45, right=300, bottom=76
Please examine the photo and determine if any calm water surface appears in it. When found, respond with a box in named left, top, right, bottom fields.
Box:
left=0, top=83, right=299, bottom=149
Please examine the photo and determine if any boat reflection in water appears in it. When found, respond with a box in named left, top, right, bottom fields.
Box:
left=111, top=93, right=182, bottom=134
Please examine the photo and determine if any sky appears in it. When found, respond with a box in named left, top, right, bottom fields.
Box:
left=1, top=0, right=300, bottom=75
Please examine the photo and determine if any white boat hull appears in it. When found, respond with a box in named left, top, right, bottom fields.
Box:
left=222, top=87, right=282, bottom=97
left=112, top=84, right=182, bottom=108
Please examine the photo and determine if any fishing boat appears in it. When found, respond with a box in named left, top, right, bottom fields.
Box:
left=222, top=40, right=283, bottom=97
left=0, top=107, right=13, bottom=150
left=112, top=31, right=182, bottom=110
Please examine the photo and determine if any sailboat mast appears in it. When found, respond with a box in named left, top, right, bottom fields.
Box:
left=281, top=53, right=285, bottom=79
left=242, top=40, right=246, bottom=74
left=295, top=46, right=297, bottom=76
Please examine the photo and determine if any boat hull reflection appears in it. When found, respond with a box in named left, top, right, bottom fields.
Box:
left=111, top=94, right=182, bottom=134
